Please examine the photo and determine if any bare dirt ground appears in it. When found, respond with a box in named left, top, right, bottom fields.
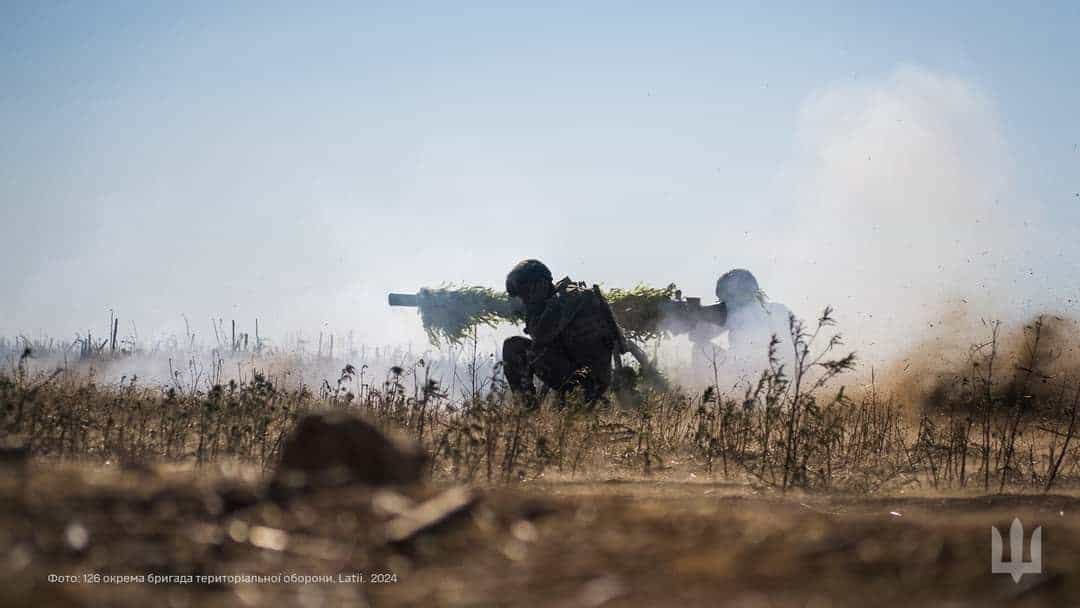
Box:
left=2, top=464, right=1078, bottom=608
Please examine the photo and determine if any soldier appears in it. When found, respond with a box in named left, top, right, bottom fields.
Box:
left=502, top=259, right=620, bottom=405
left=712, top=268, right=793, bottom=381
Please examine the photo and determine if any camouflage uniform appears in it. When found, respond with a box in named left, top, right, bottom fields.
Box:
left=502, top=267, right=619, bottom=403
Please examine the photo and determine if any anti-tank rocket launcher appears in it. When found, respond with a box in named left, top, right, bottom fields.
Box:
left=652, top=290, right=727, bottom=337
left=387, top=290, right=523, bottom=317
left=387, top=284, right=727, bottom=346
left=388, top=287, right=521, bottom=344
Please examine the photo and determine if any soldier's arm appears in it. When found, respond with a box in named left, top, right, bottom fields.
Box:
left=527, top=297, right=567, bottom=345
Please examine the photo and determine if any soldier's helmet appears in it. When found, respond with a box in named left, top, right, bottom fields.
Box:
left=506, top=259, right=553, bottom=297
left=715, top=268, right=761, bottom=307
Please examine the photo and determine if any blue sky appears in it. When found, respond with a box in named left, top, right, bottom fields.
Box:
left=2, top=2, right=1078, bottom=359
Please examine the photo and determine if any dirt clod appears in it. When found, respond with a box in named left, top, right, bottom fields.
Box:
left=272, top=410, right=426, bottom=494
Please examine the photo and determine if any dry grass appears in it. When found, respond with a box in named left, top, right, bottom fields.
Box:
left=5, top=311, right=1080, bottom=494
left=6, top=311, right=1080, bottom=607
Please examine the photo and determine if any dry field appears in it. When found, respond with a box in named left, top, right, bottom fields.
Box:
left=4, top=314, right=1080, bottom=606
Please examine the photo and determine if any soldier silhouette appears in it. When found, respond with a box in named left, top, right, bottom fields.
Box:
left=501, top=259, right=620, bottom=405
left=693, top=269, right=793, bottom=385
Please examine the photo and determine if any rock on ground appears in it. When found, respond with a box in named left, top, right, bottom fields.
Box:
left=273, top=410, right=426, bottom=491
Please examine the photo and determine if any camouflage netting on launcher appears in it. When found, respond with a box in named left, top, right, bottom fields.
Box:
left=415, top=286, right=522, bottom=346
left=414, top=283, right=679, bottom=346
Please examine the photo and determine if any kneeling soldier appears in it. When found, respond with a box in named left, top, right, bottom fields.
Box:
left=502, top=259, right=619, bottom=405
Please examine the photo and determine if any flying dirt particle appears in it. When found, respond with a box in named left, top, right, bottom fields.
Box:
left=889, top=511, right=902, bottom=518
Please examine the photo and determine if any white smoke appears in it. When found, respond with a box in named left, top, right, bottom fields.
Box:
left=761, top=66, right=1044, bottom=367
